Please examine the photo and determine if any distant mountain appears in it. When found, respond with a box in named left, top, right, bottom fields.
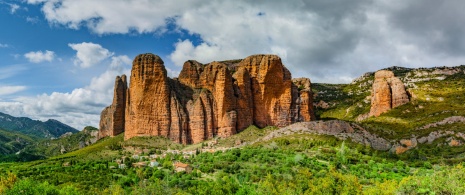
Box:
left=0, top=112, right=78, bottom=138
left=22, top=126, right=99, bottom=158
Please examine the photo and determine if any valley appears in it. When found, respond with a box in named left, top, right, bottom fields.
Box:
left=1, top=55, right=465, bottom=194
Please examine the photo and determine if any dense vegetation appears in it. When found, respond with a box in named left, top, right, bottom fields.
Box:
left=1, top=130, right=465, bottom=194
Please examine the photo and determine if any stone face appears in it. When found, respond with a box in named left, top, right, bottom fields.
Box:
left=390, top=77, right=409, bottom=108
left=98, top=75, right=127, bottom=138
left=369, top=70, right=409, bottom=117
left=178, top=60, right=204, bottom=88
left=238, top=54, right=294, bottom=128
left=233, top=68, right=253, bottom=131
left=125, top=54, right=171, bottom=140
left=99, top=53, right=316, bottom=144
left=292, top=78, right=316, bottom=122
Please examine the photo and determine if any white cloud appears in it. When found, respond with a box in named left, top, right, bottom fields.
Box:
left=0, top=54, right=131, bottom=129
left=30, top=0, right=465, bottom=83
left=110, top=55, right=131, bottom=70
left=0, top=86, right=26, bottom=96
left=35, top=0, right=194, bottom=34
left=9, top=3, right=19, bottom=14
left=0, top=43, right=8, bottom=48
left=69, top=42, right=113, bottom=68
left=24, top=50, right=55, bottom=63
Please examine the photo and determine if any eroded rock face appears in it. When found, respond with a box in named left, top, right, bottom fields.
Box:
left=369, top=70, right=409, bottom=117
left=125, top=54, right=171, bottom=140
left=99, top=75, right=127, bottom=138
left=292, top=78, right=317, bottom=122
left=99, top=53, right=315, bottom=144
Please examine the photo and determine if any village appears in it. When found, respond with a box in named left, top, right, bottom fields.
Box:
left=106, top=139, right=244, bottom=173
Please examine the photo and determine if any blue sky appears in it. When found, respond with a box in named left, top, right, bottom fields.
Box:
left=1, top=0, right=465, bottom=129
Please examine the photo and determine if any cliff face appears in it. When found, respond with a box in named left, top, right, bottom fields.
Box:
left=369, top=70, right=409, bottom=117
left=98, top=75, right=127, bottom=139
left=99, top=53, right=315, bottom=144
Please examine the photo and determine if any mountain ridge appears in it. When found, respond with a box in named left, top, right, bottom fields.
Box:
left=0, top=112, right=78, bottom=139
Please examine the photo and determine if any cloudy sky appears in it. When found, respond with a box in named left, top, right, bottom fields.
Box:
left=1, top=0, right=464, bottom=130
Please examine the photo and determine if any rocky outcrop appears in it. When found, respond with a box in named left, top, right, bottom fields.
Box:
left=292, top=78, right=317, bottom=122
left=254, top=120, right=392, bottom=151
left=124, top=54, right=171, bottom=140
left=369, top=70, right=409, bottom=117
left=99, top=75, right=127, bottom=138
left=99, top=53, right=315, bottom=144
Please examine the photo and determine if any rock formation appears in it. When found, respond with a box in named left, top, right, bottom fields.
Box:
left=99, top=53, right=315, bottom=144
left=369, top=70, right=409, bottom=117
left=99, top=75, right=127, bottom=138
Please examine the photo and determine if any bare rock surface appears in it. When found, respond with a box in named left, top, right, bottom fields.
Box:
left=99, top=75, right=127, bottom=138
left=99, top=53, right=316, bottom=144
left=254, top=120, right=392, bottom=151
left=369, top=70, right=409, bottom=117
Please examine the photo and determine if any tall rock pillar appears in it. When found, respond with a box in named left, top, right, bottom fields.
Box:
left=98, top=75, right=127, bottom=138
left=125, top=54, right=172, bottom=140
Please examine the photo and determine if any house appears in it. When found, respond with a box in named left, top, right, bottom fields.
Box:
left=173, top=162, right=192, bottom=173
left=132, top=155, right=140, bottom=160
left=118, top=164, right=126, bottom=169
left=149, top=161, right=159, bottom=167
left=132, top=162, right=147, bottom=168
left=62, top=162, right=70, bottom=167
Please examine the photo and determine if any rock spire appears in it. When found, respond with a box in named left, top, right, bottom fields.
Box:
left=99, top=53, right=315, bottom=144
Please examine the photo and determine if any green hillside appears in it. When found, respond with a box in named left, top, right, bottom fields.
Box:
left=0, top=112, right=78, bottom=139
left=1, top=125, right=465, bottom=194
left=21, top=126, right=99, bottom=159
left=315, top=66, right=465, bottom=139
left=0, top=129, right=36, bottom=155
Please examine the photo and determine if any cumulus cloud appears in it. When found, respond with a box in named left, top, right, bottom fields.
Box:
left=0, top=86, right=26, bottom=96
left=29, top=0, right=465, bottom=83
left=0, top=54, right=131, bottom=129
left=24, top=50, right=55, bottom=63
left=0, top=43, right=8, bottom=48
left=34, top=0, right=194, bottom=34
left=69, top=42, right=113, bottom=68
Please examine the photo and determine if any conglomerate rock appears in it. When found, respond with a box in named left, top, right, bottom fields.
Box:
left=99, top=53, right=315, bottom=144
left=369, top=70, right=409, bottom=117
left=98, top=75, right=127, bottom=138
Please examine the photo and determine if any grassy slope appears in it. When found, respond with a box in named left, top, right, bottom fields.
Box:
left=2, top=126, right=461, bottom=194
left=315, top=67, right=465, bottom=140
left=22, top=127, right=99, bottom=158
left=0, top=129, right=37, bottom=155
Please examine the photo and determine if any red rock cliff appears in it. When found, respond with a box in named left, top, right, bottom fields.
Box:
left=98, top=75, right=127, bottom=138
left=369, top=70, right=409, bottom=117
left=99, top=53, right=315, bottom=144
